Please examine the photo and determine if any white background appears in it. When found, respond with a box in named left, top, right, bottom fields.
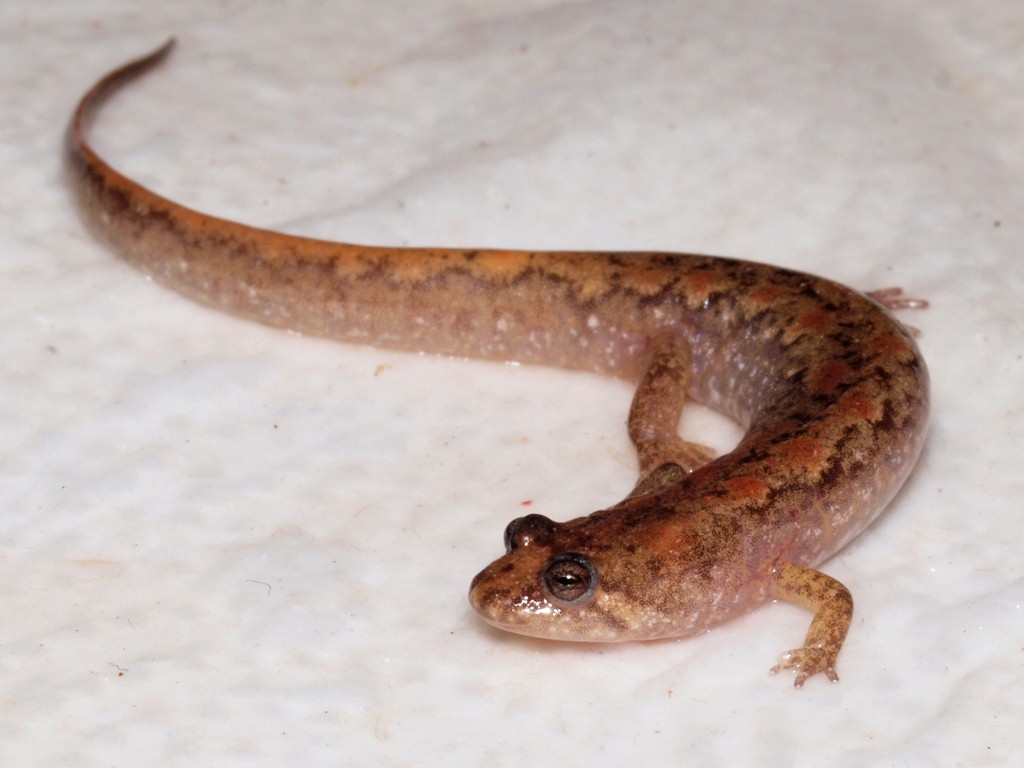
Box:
left=2, top=2, right=1021, bottom=765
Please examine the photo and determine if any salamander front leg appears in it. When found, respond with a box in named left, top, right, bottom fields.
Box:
left=625, top=335, right=715, bottom=499
left=768, top=560, right=854, bottom=686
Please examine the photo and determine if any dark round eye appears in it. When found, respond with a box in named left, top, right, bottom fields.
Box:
left=502, top=519, right=521, bottom=552
left=503, top=514, right=557, bottom=552
left=543, top=553, right=597, bottom=603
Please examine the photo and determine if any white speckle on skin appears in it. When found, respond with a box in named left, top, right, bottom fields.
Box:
left=587, top=314, right=599, bottom=329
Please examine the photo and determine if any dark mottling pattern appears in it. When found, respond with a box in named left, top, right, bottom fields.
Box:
left=67, top=41, right=930, bottom=686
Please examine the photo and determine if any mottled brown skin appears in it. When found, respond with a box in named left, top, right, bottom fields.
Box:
left=67, top=41, right=929, bottom=686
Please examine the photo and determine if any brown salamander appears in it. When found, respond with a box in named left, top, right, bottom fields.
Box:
left=66, top=40, right=929, bottom=685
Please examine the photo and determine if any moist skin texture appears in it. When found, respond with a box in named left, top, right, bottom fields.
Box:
left=66, top=40, right=930, bottom=686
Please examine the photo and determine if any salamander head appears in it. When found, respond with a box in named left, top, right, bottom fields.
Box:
left=468, top=511, right=721, bottom=642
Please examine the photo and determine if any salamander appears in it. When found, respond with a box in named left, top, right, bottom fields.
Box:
left=65, top=40, right=929, bottom=685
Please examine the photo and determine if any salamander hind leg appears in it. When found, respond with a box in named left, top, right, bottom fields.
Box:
left=865, top=287, right=928, bottom=311
left=866, top=287, right=929, bottom=336
left=625, top=335, right=715, bottom=499
left=768, top=561, right=854, bottom=687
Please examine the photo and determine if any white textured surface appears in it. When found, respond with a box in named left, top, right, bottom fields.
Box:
left=3, top=2, right=1021, bottom=765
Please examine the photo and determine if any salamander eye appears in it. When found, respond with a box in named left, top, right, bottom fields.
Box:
left=543, top=553, right=597, bottom=604
left=503, top=513, right=557, bottom=552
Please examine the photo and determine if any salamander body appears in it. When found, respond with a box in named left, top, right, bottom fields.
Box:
left=66, top=41, right=929, bottom=685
